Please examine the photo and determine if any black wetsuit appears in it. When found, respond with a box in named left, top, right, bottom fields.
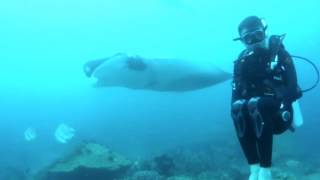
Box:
left=231, top=38, right=302, bottom=167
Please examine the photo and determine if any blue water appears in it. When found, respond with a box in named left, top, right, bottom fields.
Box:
left=0, top=0, right=319, bottom=177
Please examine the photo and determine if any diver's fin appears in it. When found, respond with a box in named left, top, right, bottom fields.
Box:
left=292, top=100, right=304, bottom=128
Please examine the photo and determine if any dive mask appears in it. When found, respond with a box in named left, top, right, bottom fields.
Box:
left=240, top=29, right=266, bottom=45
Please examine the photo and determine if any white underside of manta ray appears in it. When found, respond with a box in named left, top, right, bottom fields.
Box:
left=82, top=53, right=303, bottom=127
left=83, top=53, right=232, bottom=91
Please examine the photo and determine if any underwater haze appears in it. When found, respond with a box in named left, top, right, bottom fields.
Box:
left=0, top=0, right=320, bottom=179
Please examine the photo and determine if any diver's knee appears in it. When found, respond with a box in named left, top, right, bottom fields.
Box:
left=247, top=97, right=265, bottom=138
left=232, top=100, right=246, bottom=112
left=231, top=99, right=247, bottom=138
left=247, top=97, right=260, bottom=113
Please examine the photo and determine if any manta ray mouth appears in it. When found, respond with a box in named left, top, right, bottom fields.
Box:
left=83, top=58, right=109, bottom=77
left=83, top=66, right=93, bottom=77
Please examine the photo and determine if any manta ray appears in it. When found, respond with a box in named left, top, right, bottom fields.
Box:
left=83, top=53, right=231, bottom=91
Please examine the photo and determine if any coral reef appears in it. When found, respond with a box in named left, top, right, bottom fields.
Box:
left=30, top=140, right=320, bottom=180
left=139, top=154, right=176, bottom=177
left=35, top=143, right=132, bottom=180
left=121, top=170, right=165, bottom=180
left=166, top=176, right=193, bottom=180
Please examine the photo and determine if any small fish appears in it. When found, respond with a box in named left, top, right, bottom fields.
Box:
left=24, top=128, right=37, bottom=141
left=54, top=123, right=75, bottom=144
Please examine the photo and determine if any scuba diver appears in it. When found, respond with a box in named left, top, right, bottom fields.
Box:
left=231, top=16, right=304, bottom=180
